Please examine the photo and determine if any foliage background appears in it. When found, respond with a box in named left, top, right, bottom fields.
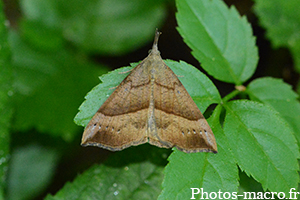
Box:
left=1, top=0, right=300, bottom=199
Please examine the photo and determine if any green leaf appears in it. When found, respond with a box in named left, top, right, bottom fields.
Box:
left=165, top=60, right=221, bottom=112
left=20, top=20, right=64, bottom=51
left=7, top=144, right=59, bottom=200
left=74, top=60, right=221, bottom=127
left=10, top=31, right=108, bottom=141
left=0, top=1, right=12, bottom=198
left=254, top=0, right=300, bottom=71
left=238, top=171, right=264, bottom=198
left=176, top=0, right=258, bottom=84
left=254, top=0, right=300, bottom=46
left=247, top=77, right=300, bottom=147
left=45, top=145, right=168, bottom=200
left=223, top=100, right=299, bottom=196
left=74, top=66, right=133, bottom=127
left=158, top=105, right=238, bottom=200
left=20, top=0, right=167, bottom=55
left=290, top=43, right=300, bottom=72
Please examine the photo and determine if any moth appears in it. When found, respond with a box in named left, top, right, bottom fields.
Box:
left=81, top=30, right=217, bottom=153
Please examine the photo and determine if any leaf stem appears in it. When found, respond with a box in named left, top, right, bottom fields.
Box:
left=209, top=104, right=223, bottom=122
left=222, top=90, right=240, bottom=103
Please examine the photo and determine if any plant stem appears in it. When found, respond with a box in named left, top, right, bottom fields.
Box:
left=222, top=90, right=240, bottom=103
left=210, top=104, right=223, bottom=122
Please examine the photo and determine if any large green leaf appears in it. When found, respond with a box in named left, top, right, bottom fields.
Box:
left=6, top=144, right=58, bottom=200
left=45, top=145, right=168, bottom=200
left=247, top=77, right=300, bottom=147
left=158, top=105, right=238, bottom=199
left=254, top=0, right=300, bottom=71
left=20, top=0, right=167, bottom=55
left=74, top=60, right=221, bottom=127
left=223, top=100, right=299, bottom=197
left=176, top=0, right=258, bottom=84
left=0, top=1, right=12, bottom=199
left=10, top=31, right=107, bottom=141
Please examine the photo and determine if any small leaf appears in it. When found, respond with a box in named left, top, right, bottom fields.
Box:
left=45, top=145, right=168, bottom=200
left=20, top=0, right=167, bottom=55
left=223, top=100, right=299, bottom=196
left=254, top=0, right=300, bottom=71
left=176, top=0, right=258, bottom=84
left=74, top=66, right=133, bottom=127
left=7, top=144, right=59, bottom=200
left=158, top=105, right=238, bottom=200
left=247, top=77, right=300, bottom=146
left=0, top=1, right=12, bottom=198
left=74, top=60, right=221, bottom=127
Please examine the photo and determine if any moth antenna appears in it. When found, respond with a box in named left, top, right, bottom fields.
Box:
left=152, top=29, right=162, bottom=53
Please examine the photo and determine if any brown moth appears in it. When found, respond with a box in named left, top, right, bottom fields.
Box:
left=81, top=30, right=217, bottom=153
